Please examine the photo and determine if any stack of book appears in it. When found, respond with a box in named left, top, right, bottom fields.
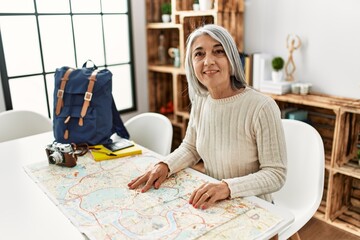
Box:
left=90, top=140, right=142, bottom=161
left=260, top=80, right=291, bottom=95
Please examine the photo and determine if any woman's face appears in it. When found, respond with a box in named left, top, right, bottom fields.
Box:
left=191, top=34, right=231, bottom=95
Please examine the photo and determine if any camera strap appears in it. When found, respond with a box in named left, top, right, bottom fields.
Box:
left=71, top=143, right=89, bottom=157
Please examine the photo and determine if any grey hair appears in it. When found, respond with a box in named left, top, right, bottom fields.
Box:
left=184, top=24, right=247, bottom=98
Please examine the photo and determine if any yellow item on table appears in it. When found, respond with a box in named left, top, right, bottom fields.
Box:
left=90, top=143, right=142, bottom=161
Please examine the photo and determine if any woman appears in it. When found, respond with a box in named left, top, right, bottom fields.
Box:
left=128, top=24, right=287, bottom=210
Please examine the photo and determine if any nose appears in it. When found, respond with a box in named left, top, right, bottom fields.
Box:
left=204, top=54, right=215, bottom=66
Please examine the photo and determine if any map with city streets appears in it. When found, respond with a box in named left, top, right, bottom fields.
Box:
left=25, top=150, right=283, bottom=240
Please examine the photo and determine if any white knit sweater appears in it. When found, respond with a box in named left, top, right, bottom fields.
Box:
left=163, top=87, right=287, bottom=202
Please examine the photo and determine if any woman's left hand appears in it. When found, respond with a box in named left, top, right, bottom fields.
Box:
left=189, top=181, right=230, bottom=209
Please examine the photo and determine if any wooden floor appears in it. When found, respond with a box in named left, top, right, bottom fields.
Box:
left=298, top=218, right=360, bottom=240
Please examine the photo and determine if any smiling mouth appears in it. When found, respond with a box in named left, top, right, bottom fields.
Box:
left=203, top=70, right=219, bottom=74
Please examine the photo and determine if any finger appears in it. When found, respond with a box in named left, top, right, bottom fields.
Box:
left=154, top=173, right=167, bottom=189
left=128, top=174, right=149, bottom=189
left=201, top=193, right=216, bottom=210
left=141, top=173, right=159, bottom=192
left=200, top=182, right=231, bottom=209
left=189, top=189, right=197, bottom=204
left=194, top=192, right=212, bottom=209
left=192, top=189, right=210, bottom=208
left=127, top=176, right=141, bottom=187
left=191, top=183, right=208, bottom=206
left=190, top=189, right=202, bottom=206
left=189, top=184, right=204, bottom=204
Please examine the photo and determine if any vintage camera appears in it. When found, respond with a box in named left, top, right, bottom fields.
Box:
left=45, top=142, right=77, bottom=167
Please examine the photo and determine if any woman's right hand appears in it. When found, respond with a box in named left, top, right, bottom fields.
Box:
left=127, top=162, right=169, bottom=192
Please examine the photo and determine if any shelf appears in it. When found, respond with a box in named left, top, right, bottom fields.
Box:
left=147, top=23, right=182, bottom=29
left=335, top=161, right=360, bottom=178
left=148, top=65, right=184, bottom=74
left=325, top=159, right=331, bottom=170
left=268, top=93, right=360, bottom=111
left=174, top=0, right=244, bottom=13
left=332, top=217, right=360, bottom=237
left=269, top=92, right=360, bottom=236
left=314, top=212, right=360, bottom=237
left=334, top=111, right=359, bottom=167
left=148, top=71, right=173, bottom=113
left=147, top=28, right=180, bottom=67
left=176, top=10, right=218, bottom=24
left=329, top=173, right=360, bottom=235
left=176, top=110, right=190, bottom=119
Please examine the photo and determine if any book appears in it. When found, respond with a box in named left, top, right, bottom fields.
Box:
left=244, top=54, right=253, bottom=86
left=252, top=53, right=272, bottom=90
left=103, top=138, right=134, bottom=152
left=260, top=80, right=291, bottom=94
left=260, top=55, right=272, bottom=81
left=90, top=143, right=142, bottom=161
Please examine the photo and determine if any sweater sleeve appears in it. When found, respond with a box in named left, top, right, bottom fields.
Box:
left=222, top=98, right=287, bottom=199
left=161, top=98, right=202, bottom=175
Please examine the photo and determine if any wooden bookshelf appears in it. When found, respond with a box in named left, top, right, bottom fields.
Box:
left=267, top=92, right=360, bottom=236
left=146, top=0, right=244, bottom=150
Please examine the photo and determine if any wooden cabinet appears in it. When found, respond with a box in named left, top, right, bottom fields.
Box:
left=268, top=93, right=360, bottom=236
left=146, top=0, right=244, bottom=150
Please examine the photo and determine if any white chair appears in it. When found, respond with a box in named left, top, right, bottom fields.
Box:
left=273, top=119, right=325, bottom=240
left=0, top=110, right=52, bottom=143
left=124, top=112, right=173, bottom=156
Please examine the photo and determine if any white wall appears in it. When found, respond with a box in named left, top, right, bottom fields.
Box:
left=122, top=0, right=149, bottom=121
left=244, top=0, right=360, bottom=99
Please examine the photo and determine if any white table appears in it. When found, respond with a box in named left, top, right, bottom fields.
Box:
left=0, top=132, right=293, bottom=240
left=0, top=132, right=84, bottom=239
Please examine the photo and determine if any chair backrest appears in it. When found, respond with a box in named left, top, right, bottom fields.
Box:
left=0, top=110, right=53, bottom=143
left=273, top=119, right=325, bottom=240
left=124, top=112, right=173, bottom=156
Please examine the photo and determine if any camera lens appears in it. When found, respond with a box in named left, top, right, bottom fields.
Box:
left=49, top=152, right=64, bottom=164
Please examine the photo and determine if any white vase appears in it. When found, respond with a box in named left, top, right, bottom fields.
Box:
left=199, top=0, right=212, bottom=11
left=193, top=3, right=200, bottom=11
left=162, top=14, right=171, bottom=23
left=272, top=70, right=283, bottom=82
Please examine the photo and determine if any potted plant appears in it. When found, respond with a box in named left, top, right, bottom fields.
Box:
left=271, top=56, right=285, bottom=82
left=193, top=0, right=200, bottom=11
left=161, top=2, right=171, bottom=23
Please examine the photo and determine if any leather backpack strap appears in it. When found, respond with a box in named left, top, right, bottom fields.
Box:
left=79, top=70, right=98, bottom=126
left=56, top=68, right=74, bottom=116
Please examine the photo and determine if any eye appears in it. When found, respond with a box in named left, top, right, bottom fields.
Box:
left=214, top=48, right=226, bottom=56
left=193, top=51, right=205, bottom=59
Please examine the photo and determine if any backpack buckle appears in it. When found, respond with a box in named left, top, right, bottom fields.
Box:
left=84, top=92, right=93, bottom=101
left=57, top=89, right=64, bottom=98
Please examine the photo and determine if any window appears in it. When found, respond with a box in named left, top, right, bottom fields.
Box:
left=0, top=0, right=136, bottom=118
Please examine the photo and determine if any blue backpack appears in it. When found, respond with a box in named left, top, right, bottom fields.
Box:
left=53, top=61, right=129, bottom=145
